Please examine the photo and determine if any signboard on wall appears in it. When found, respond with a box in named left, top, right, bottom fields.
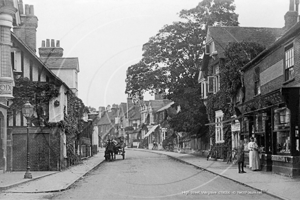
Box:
left=231, top=120, right=240, bottom=132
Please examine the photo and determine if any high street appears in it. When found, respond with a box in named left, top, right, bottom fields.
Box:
left=1, top=150, right=278, bottom=200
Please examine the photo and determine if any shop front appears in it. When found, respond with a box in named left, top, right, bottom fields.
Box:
left=238, top=88, right=300, bottom=177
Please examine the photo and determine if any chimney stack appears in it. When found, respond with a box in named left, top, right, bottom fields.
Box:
left=13, top=2, right=38, bottom=53
left=284, top=0, right=298, bottom=31
left=38, top=39, right=64, bottom=58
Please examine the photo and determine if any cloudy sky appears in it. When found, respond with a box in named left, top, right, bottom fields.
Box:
left=23, top=0, right=289, bottom=109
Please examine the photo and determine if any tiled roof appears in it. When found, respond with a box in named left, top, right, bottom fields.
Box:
left=149, top=99, right=173, bottom=112
left=40, top=57, right=79, bottom=71
left=157, top=102, right=174, bottom=112
left=207, top=26, right=284, bottom=58
left=97, top=108, right=118, bottom=125
left=242, top=21, right=300, bottom=71
left=128, top=105, right=141, bottom=120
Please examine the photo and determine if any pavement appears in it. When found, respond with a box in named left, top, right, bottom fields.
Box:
left=0, top=148, right=299, bottom=200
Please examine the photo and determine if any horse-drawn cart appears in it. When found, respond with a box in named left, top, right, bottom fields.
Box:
left=104, top=137, right=126, bottom=161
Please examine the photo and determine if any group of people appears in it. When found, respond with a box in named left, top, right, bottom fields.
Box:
left=236, top=137, right=260, bottom=173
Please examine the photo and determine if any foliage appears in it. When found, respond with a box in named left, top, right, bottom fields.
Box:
left=179, top=0, right=239, bottom=28
left=11, top=77, right=89, bottom=162
left=9, top=77, right=60, bottom=126
left=206, top=41, right=266, bottom=158
left=125, top=0, right=239, bottom=138
left=221, top=42, right=266, bottom=97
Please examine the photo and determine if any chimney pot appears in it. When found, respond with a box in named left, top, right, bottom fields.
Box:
left=46, top=39, right=50, bottom=47
left=29, top=5, right=34, bottom=15
left=18, top=0, right=24, bottom=15
left=25, top=4, right=29, bottom=15
left=290, top=0, right=295, bottom=11
left=56, top=40, right=60, bottom=47
left=51, top=39, right=55, bottom=47
left=42, top=40, right=45, bottom=47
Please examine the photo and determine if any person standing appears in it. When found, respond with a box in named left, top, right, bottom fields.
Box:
left=252, top=138, right=260, bottom=171
left=237, top=140, right=246, bottom=173
left=248, top=137, right=254, bottom=169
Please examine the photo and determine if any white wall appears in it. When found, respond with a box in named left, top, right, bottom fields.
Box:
left=49, top=85, right=67, bottom=122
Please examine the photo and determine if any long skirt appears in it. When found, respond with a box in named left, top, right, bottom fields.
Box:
left=249, top=151, right=253, bottom=168
left=251, top=150, right=260, bottom=170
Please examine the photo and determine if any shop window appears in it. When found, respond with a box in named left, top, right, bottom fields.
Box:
left=296, top=127, right=300, bottom=154
left=276, top=131, right=291, bottom=154
left=215, top=110, right=224, bottom=143
left=274, top=107, right=290, bottom=131
left=274, top=107, right=291, bottom=154
left=284, top=44, right=294, bottom=81
left=242, top=117, right=249, bottom=134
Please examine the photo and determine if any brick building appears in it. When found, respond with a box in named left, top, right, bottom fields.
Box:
left=238, top=0, right=300, bottom=177
left=200, top=26, right=283, bottom=159
left=0, top=0, right=85, bottom=172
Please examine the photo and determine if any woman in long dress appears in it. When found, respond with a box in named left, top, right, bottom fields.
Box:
left=247, top=137, right=254, bottom=169
left=252, top=138, right=260, bottom=171
left=248, top=137, right=260, bottom=171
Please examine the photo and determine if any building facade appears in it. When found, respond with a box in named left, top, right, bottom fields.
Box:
left=238, top=0, right=300, bottom=177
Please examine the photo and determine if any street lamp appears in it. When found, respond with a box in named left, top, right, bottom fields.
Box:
left=22, top=101, right=34, bottom=179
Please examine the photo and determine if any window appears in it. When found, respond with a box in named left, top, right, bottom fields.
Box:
left=284, top=44, right=294, bottom=81
left=274, top=107, right=291, bottom=154
left=206, top=41, right=216, bottom=55
left=254, top=67, right=260, bottom=95
left=215, top=110, right=224, bottom=143
left=200, top=81, right=208, bottom=99
left=208, top=65, right=220, bottom=94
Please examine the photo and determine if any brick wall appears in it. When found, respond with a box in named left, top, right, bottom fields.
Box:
left=244, top=35, right=300, bottom=101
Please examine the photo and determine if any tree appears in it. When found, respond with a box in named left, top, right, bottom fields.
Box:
left=125, top=0, right=239, bottom=137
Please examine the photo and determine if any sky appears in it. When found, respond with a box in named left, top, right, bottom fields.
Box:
left=23, top=0, right=289, bottom=110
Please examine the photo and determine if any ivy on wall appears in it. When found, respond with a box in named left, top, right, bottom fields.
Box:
left=9, top=77, right=60, bottom=126
left=10, top=77, right=89, bottom=164
left=206, top=41, right=266, bottom=158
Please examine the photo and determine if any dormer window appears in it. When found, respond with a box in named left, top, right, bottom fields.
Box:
left=206, top=41, right=217, bottom=55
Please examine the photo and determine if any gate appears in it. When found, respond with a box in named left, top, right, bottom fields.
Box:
left=13, top=133, right=50, bottom=171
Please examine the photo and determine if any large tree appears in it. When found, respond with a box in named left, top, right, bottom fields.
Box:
left=125, top=0, right=239, bottom=137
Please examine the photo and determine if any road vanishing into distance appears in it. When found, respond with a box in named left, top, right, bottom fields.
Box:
left=1, top=150, right=278, bottom=200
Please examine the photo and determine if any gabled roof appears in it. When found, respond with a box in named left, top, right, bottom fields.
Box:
left=128, top=105, right=141, bottom=120
left=11, top=32, right=73, bottom=93
left=97, top=108, right=118, bottom=125
left=40, top=57, right=79, bottom=72
left=207, top=26, right=284, bottom=58
left=157, top=102, right=174, bottom=112
left=149, top=99, right=173, bottom=112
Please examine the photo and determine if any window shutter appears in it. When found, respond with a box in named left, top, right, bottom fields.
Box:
left=208, top=76, right=215, bottom=93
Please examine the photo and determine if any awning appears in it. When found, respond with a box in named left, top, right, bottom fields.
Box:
left=144, top=125, right=159, bottom=138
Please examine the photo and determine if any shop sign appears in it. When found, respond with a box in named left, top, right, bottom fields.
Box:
left=272, top=155, right=290, bottom=163
left=231, top=121, right=240, bottom=132
left=231, top=123, right=240, bottom=132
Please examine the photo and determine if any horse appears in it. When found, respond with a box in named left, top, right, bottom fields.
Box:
left=105, top=140, right=115, bottom=161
